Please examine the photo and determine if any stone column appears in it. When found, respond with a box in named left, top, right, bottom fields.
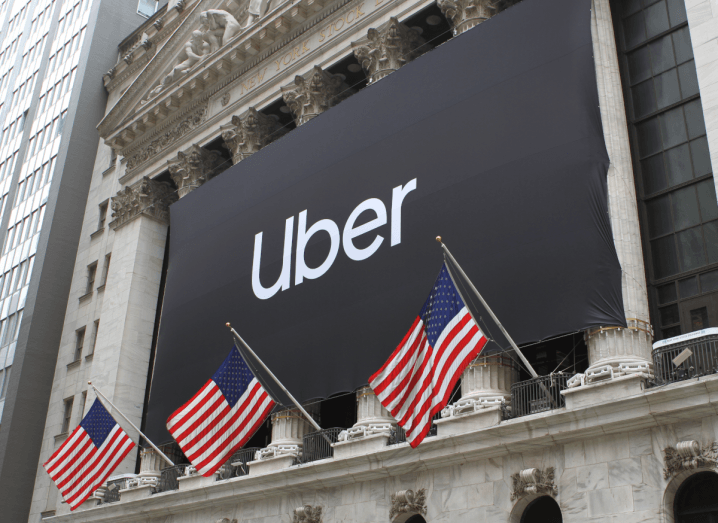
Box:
left=437, top=0, right=495, bottom=36
left=353, top=386, right=395, bottom=428
left=352, top=17, right=426, bottom=84
left=583, top=0, right=653, bottom=382
left=138, top=448, right=164, bottom=483
left=167, top=144, right=223, bottom=197
left=281, top=66, right=353, bottom=126
left=88, top=177, right=177, bottom=476
left=220, top=107, right=282, bottom=164
left=460, top=353, right=518, bottom=405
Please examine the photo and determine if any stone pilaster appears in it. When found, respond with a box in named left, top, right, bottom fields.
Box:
left=460, top=354, right=518, bottom=405
left=281, top=66, right=353, bottom=126
left=437, top=0, right=495, bottom=36
left=109, top=176, right=177, bottom=230
left=268, top=407, right=316, bottom=448
left=167, top=144, right=223, bottom=198
left=220, top=108, right=282, bottom=164
left=583, top=0, right=653, bottom=382
left=353, top=386, right=395, bottom=428
left=351, top=17, right=426, bottom=84
left=138, top=448, right=164, bottom=483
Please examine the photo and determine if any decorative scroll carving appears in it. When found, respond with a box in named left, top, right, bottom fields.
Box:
left=389, top=489, right=427, bottom=521
left=125, top=106, right=208, bottom=172
left=110, top=177, right=178, bottom=229
left=294, top=505, right=322, bottom=523
left=281, top=66, right=353, bottom=126
left=352, top=18, right=426, bottom=84
left=510, top=468, right=557, bottom=501
left=220, top=107, right=282, bottom=164
left=664, top=441, right=718, bottom=479
left=168, top=144, right=223, bottom=197
left=437, top=0, right=495, bottom=36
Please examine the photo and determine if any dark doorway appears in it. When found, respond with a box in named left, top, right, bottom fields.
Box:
left=405, top=516, right=426, bottom=523
left=520, top=496, right=562, bottom=523
left=675, top=471, right=718, bottom=522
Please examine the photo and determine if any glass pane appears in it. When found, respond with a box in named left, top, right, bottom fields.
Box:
left=649, top=34, right=676, bottom=74
left=690, top=137, right=712, bottom=176
left=655, top=69, right=681, bottom=109
left=642, top=153, right=667, bottom=193
left=637, top=117, right=663, bottom=157
left=690, top=307, right=709, bottom=330
left=672, top=27, right=694, bottom=64
left=624, top=0, right=643, bottom=15
left=684, top=99, right=707, bottom=139
left=662, top=325, right=681, bottom=338
left=671, top=185, right=701, bottom=230
left=646, top=194, right=673, bottom=237
left=679, top=276, right=699, bottom=298
left=676, top=225, right=706, bottom=270
left=678, top=62, right=700, bottom=98
left=644, top=1, right=670, bottom=39
left=624, top=12, right=647, bottom=49
left=664, top=144, right=692, bottom=186
left=660, top=303, right=680, bottom=325
left=629, top=46, right=653, bottom=83
left=701, top=269, right=718, bottom=292
left=657, top=282, right=678, bottom=303
left=633, top=79, right=658, bottom=117
left=697, top=179, right=718, bottom=221
left=704, top=220, right=718, bottom=264
left=659, top=106, right=688, bottom=148
left=651, top=235, right=680, bottom=278
left=666, top=0, right=688, bottom=25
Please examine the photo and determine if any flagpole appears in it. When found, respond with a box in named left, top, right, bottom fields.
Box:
left=226, top=324, right=323, bottom=434
left=88, top=382, right=175, bottom=467
left=436, top=237, right=540, bottom=379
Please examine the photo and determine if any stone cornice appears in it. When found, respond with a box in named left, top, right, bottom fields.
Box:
left=45, top=375, right=718, bottom=523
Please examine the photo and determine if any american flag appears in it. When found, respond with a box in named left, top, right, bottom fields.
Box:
left=369, top=262, right=487, bottom=448
left=44, top=398, right=135, bottom=510
left=166, top=346, right=275, bottom=476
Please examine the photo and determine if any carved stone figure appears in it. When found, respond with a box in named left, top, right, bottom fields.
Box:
left=200, top=10, right=242, bottom=53
left=389, top=489, right=427, bottom=521
left=167, top=144, right=224, bottom=198
left=437, top=0, right=495, bottom=36
left=281, top=66, right=353, bottom=126
left=664, top=440, right=718, bottom=479
left=220, top=107, right=283, bottom=164
left=293, top=505, right=322, bottom=523
left=510, top=468, right=557, bottom=501
left=110, top=177, right=178, bottom=229
left=352, top=18, right=426, bottom=84
left=144, top=30, right=208, bottom=104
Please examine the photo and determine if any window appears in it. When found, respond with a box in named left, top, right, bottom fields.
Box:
left=61, top=397, right=73, bottom=433
left=74, top=327, right=84, bottom=361
left=100, top=254, right=111, bottom=286
left=88, top=319, right=98, bottom=356
left=98, top=201, right=108, bottom=229
left=137, top=0, right=158, bottom=18
left=80, top=391, right=87, bottom=418
left=85, top=262, right=96, bottom=294
left=0, top=365, right=11, bottom=399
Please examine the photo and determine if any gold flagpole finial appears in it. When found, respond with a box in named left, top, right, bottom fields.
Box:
left=226, top=322, right=231, bottom=328
left=436, top=236, right=442, bottom=244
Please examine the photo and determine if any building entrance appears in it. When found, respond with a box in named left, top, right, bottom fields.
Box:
left=675, top=471, right=718, bottom=522
left=520, top=496, right=562, bottom=523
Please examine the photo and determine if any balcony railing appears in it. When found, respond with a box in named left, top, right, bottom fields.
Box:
left=154, top=464, right=187, bottom=494
left=228, top=447, right=260, bottom=477
left=510, top=373, right=570, bottom=418
left=389, top=413, right=440, bottom=444
left=301, top=428, right=343, bottom=463
left=652, top=328, right=718, bottom=385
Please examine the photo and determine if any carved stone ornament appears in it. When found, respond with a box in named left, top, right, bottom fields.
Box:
left=109, top=176, right=178, bottom=229
left=123, top=53, right=134, bottom=65
left=221, top=91, right=231, bottom=106
left=170, top=0, right=187, bottom=12
left=389, top=489, right=427, bottom=521
left=293, top=505, right=322, bottom=523
left=220, top=107, right=282, bottom=165
left=437, top=0, right=496, bottom=36
left=281, top=66, right=353, bottom=126
left=153, top=17, right=165, bottom=31
left=215, top=519, right=238, bottom=523
left=663, top=440, right=718, bottom=479
left=167, top=144, right=223, bottom=198
left=510, top=468, right=557, bottom=501
left=125, top=106, right=208, bottom=172
left=352, top=18, right=426, bottom=84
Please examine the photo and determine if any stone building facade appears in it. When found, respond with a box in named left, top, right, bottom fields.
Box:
left=26, top=0, right=718, bottom=521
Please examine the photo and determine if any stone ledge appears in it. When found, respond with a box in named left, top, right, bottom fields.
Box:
left=178, top=472, right=220, bottom=490
left=78, top=291, right=93, bottom=303
left=332, top=432, right=390, bottom=459
left=90, top=227, right=105, bottom=239
left=434, top=406, right=502, bottom=436
left=561, top=373, right=646, bottom=410
left=119, top=485, right=153, bottom=502
left=66, top=359, right=81, bottom=370
left=248, top=454, right=297, bottom=476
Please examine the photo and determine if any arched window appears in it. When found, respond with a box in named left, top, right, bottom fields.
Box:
left=520, top=496, right=562, bottom=523
left=675, top=471, right=718, bottom=522
left=404, top=516, right=426, bottom=523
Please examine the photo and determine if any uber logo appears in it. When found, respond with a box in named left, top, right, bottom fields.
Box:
left=252, top=178, right=417, bottom=300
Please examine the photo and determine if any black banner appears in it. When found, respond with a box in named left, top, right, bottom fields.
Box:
left=145, top=0, right=624, bottom=442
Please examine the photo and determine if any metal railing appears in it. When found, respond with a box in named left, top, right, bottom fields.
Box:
left=100, top=477, right=126, bottom=504
left=389, top=414, right=439, bottom=445
left=154, top=464, right=187, bottom=494
left=228, top=447, right=260, bottom=478
left=652, top=329, right=718, bottom=385
left=301, top=428, right=343, bottom=463
left=510, top=373, right=570, bottom=418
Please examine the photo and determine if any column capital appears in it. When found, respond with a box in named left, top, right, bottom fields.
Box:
left=220, top=107, right=282, bottom=165
left=110, top=176, right=177, bottom=230
left=281, top=66, right=353, bottom=126
left=437, top=0, right=495, bottom=36
left=167, top=144, right=223, bottom=198
left=351, top=17, right=426, bottom=84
